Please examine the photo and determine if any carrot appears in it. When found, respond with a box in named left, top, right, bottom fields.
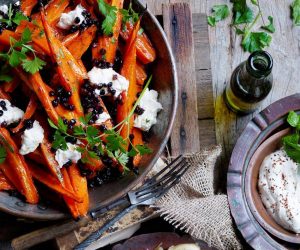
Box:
left=116, top=19, right=140, bottom=148
left=0, top=171, right=15, bottom=191
left=26, top=149, right=47, bottom=166
left=61, top=168, right=80, bottom=218
left=15, top=69, right=75, bottom=124
left=0, top=87, right=11, bottom=100
left=92, top=0, right=124, bottom=63
left=41, top=11, right=86, bottom=117
left=66, top=25, right=97, bottom=60
left=0, top=128, right=39, bottom=204
left=62, top=31, right=80, bottom=47
left=136, top=62, right=147, bottom=86
left=11, top=95, right=38, bottom=133
left=21, top=0, right=38, bottom=16
left=120, top=21, right=156, bottom=64
left=132, top=128, right=143, bottom=167
left=2, top=77, right=19, bottom=93
left=28, top=163, right=82, bottom=202
left=0, top=30, right=19, bottom=49
left=68, top=164, right=89, bottom=216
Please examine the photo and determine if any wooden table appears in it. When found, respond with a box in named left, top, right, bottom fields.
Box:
left=3, top=1, right=300, bottom=249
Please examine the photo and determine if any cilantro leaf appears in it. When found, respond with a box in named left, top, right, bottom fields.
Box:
left=0, top=146, right=7, bottom=164
left=58, top=117, right=68, bottom=133
left=207, top=4, right=229, bottom=27
left=12, top=12, right=28, bottom=25
left=114, top=150, right=129, bottom=167
left=136, top=145, right=153, bottom=155
left=292, top=0, right=300, bottom=26
left=242, top=31, right=272, bottom=52
left=128, top=147, right=138, bottom=157
left=120, top=3, right=139, bottom=24
left=22, top=57, right=46, bottom=74
left=21, top=28, right=32, bottom=44
left=287, top=111, right=299, bottom=127
left=105, top=130, right=126, bottom=152
left=9, top=49, right=26, bottom=67
left=98, top=0, right=117, bottom=35
left=52, top=130, right=68, bottom=150
left=261, top=16, right=275, bottom=33
left=73, top=125, right=85, bottom=136
left=232, top=0, right=254, bottom=24
left=207, top=16, right=216, bottom=27
left=48, top=118, right=58, bottom=129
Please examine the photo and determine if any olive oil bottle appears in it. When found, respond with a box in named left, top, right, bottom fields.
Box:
left=224, top=51, right=273, bottom=114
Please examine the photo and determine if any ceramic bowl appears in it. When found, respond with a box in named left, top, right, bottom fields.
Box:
left=0, top=0, right=178, bottom=220
left=245, top=128, right=300, bottom=243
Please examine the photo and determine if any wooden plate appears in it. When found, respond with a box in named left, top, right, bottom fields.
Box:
left=0, top=0, right=178, bottom=220
left=227, top=93, right=300, bottom=249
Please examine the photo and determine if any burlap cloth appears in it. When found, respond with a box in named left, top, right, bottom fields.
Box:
left=153, top=146, right=242, bottom=250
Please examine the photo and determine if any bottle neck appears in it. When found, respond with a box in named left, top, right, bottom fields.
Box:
left=246, top=51, right=273, bottom=78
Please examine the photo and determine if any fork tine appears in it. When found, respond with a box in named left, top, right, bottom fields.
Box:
left=136, top=158, right=187, bottom=196
left=143, top=155, right=183, bottom=185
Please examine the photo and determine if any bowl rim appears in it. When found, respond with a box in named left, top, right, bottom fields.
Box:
left=245, top=128, right=300, bottom=244
left=0, top=0, right=178, bottom=221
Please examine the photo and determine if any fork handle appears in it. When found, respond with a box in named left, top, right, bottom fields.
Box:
left=90, top=195, right=130, bottom=219
left=75, top=204, right=138, bottom=250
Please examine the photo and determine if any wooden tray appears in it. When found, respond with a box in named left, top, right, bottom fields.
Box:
left=227, top=93, right=300, bottom=250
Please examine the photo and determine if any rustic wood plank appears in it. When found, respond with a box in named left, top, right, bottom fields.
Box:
left=163, top=2, right=201, bottom=155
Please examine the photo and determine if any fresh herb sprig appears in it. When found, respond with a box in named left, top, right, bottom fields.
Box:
left=292, top=0, right=300, bottom=26
left=0, top=27, right=46, bottom=75
left=120, top=2, right=139, bottom=24
left=0, top=4, right=28, bottom=28
left=48, top=77, right=153, bottom=172
left=282, top=111, right=300, bottom=164
left=208, top=0, right=274, bottom=53
left=98, top=0, right=118, bottom=36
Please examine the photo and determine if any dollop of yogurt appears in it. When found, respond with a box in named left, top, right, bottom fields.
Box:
left=258, top=149, right=300, bottom=233
left=87, top=67, right=129, bottom=98
left=134, top=88, right=162, bottom=131
left=95, top=112, right=111, bottom=125
left=55, top=143, right=81, bottom=168
left=19, top=121, right=44, bottom=155
left=57, top=4, right=85, bottom=30
left=0, top=99, right=24, bottom=126
left=0, top=4, right=8, bottom=18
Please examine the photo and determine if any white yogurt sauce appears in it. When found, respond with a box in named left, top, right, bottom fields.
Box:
left=258, top=149, right=300, bottom=233
left=95, top=112, right=111, bottom=125
left=134, top=88, right=162, bottom=131
left=87, top=67, right=129, bottom=98
left=0, top=99, right=24, bottom=126
left=57, top=4, right=85, bottom=30
left=19, top=121, right=44, bottom=155
left=0, top=4, right=8, bottom=17
left=55, top=143, right=81, bottom=168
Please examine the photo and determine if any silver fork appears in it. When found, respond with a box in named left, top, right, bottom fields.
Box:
left=75, top=155, right=189, bottom=250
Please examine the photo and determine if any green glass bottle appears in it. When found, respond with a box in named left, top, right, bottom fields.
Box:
left=224, top=51, right=273, bottom=114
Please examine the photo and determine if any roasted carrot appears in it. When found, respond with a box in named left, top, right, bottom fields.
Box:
left=0, top=128, right=39, bottom=204
left=11, top=95, right=38, bottom=133
left=21, top=0, right=38, bottom=16
left=0, top=171, right=15, bottom=191
left=68, top=164, right=89, bottom=216
left=2, top=77, right=19, bottom=93
left=120, top=21, right=156, bottom=64
left=15, top=68, right=75, bottom=124
left=92, top=0, right=124, bottom=63
left=117, top=19, right=140, bottom=148
left=41, top=11, right=86, bottom=117
left=28, top=163, right=82, bottom=202
left=0, top=87, right=11, bottom=100
left=136, top=62, right=147, bottom=86
left=132, top=128, right=143, bottom=167
left=62, top=31, right=80, bottom=47
left=61, top=168, right=80, bottom=218
left=66, top=25, right=97, bottom=60
left=26, top=149, right=47, bottom=166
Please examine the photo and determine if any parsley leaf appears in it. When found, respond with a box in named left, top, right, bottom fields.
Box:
left=0, top=146, right=6, bottom=164
left=292, top=0, right=300, bottom=26
left=261, top=16, right=275, bottom=33
left=22, top=57, right=46, bottom=74
left=98, top=0, right=117, bottom=35
left=232, top=0, right=254, bottom=24
left=242, top=31, right=272, bottom=52
left=0, top=4, right=28, bottom=27
left=58, top=117, right=68, bottom=133
left=120, top=2, right=139, bottom=24
left=136, top=145, right=153, bottom=155
left=207, top=4, right=230, bottom=27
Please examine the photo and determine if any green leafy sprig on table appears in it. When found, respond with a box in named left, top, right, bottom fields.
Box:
left=0, top=27, right=46, bottom=75
left=0, top=3, right=28, bottom=28
left=292, top=0, right=300, bottom=26
left=48, top=77, right=153, bottom=173
left=208, top=0, right=275, bottom=53
left=207, top=5, right=230, bottom=27
left=282, top=111, right=300, bottom=164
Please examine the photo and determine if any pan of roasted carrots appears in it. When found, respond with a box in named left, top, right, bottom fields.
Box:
left=0, top=0, right=177, bottom=220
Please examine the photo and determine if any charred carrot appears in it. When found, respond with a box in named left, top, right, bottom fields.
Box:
left=68, top=164, right=89, bottom=216
left=61, top=168, right=80, bottom=218
left=11, top=95, right=38, bottom=133
left=0, top=128, right=39, bottom=204
left=28, top=163, right=82, bottom=202
left=0, top=87, right=11, bottom=100
left=120, top=21, right=156, bottom=64
left=117, top=20, right=140, bottom=148
left=26, top=149, right=47, bottom=166
left=0, top=171, right=15, bottom=191
left=66, top=25, right=97, bottom=60
left=21, top=0, right=38, bottom=16
left=92, top=0, right=124, bottom=63
left=136, top=62, right=147, bottom=86
left=132, top=128, right=143, bottom=167
left=41, top=11, right=86, bottom=117
left=2, top=77, right=19, bottom=93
